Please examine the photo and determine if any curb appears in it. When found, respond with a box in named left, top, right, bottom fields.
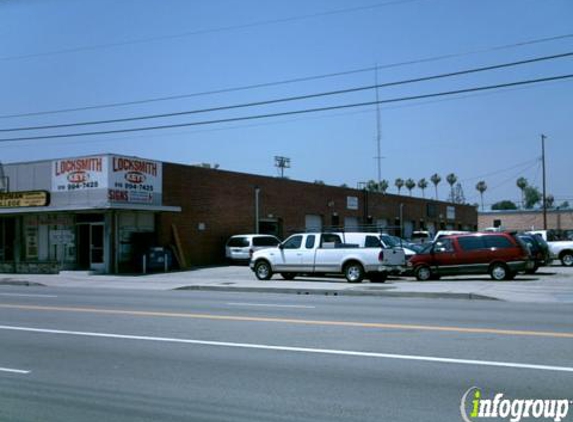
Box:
left=174, top=285, right=498, bottom=300
left=0, top=280, right=46, bottom=287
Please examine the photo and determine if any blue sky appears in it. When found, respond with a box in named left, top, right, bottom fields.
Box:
left=0, top=0, right=571, bottom=208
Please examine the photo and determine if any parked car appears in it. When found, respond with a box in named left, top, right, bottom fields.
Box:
left=225, top=234, right=280, bottom=263
left=408, top=232, right=533, bottom=281
left=410, top=230, right=431, bottom=244
left=516, top=233, right=552, bottom=273
left=379, top=234, right=420, bottom=259
left=526, top=230, right=573, bottom=267
left=250, top=232, right=406, bottom=283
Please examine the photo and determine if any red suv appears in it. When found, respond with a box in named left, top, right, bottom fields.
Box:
left=408, top=232, right=533, bottom=281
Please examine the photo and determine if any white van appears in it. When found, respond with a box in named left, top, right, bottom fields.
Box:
left=225, top=234, right=280, bottom=263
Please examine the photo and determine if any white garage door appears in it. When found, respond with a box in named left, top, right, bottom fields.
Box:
left=344, top=217, right=359, bottom=231
left=305, top=214, right=322, bottom=232
left=403, top=221, right=414, bottom=239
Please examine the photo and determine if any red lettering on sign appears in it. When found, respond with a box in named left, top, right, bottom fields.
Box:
left=108, top=189, right=128, bottom=202
left=125, top=171, right=146, bottom=184
left=112, top=157, right=157, bottom=176
left=67, top=171, right=89, bottom=183
left=55, top=157, right=102, bottom=176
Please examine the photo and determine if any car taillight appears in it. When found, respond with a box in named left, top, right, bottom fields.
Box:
left=378, top=251, right=384, bottom=262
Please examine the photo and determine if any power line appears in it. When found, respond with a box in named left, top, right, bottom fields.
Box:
left=467, top=160, right=541, bottom=202
left=0, top=0, right=424, bottom=63
left=4, top=78, right=558, bottom=151
left=459, top=157, right=541, bottom=183
left=3, top=51, right=572, bottom=133
left=0, top=73, right=572, bottom=143
left=1, top=32, right=572, bottom=120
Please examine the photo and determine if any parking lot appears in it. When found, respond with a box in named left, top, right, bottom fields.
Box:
left=1, top=263, right=573, bottom=303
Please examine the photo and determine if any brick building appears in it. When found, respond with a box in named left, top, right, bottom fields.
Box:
left=158, top=162, right=477, bottom=267
left=0, top=154, right=477, bottom=273
left=478, top=209, right=573, bottom=234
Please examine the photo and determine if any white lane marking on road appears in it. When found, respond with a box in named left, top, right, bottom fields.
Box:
left=0, top=367, right=31, bottom=375
left=1, top=325, right=572, bottom=373
left=0, top=293, right=57, bottom=298
left=226, top=302, right=316, bottom=309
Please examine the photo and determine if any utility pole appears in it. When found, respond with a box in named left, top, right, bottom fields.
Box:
left=374, top=64, right=382, bottom=183
left=274, top=156, right=291, bottom=179
left=541, top=134, right=547, bottom=230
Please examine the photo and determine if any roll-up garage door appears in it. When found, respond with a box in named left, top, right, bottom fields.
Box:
left=305, top=215, right=322, bottom=232
left=344, top=217, right=359, bottom=231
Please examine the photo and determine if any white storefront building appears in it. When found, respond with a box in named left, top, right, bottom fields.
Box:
left=0, top=154, right=179, bottom=274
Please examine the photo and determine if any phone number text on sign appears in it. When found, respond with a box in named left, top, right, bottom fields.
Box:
left=113, top=182, right=154, bottom=192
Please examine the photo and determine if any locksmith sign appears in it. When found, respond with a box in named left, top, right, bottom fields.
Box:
left=52, top=156, right=108, bottom=192
left=108, top=156, right=162, bottom=204
left=52, top=155, right=162, bottom=204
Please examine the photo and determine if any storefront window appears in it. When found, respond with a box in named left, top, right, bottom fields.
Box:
left=23, top=214, right=75, bottom=263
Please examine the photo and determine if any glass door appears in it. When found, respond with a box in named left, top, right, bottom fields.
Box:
left=90, top=223, right=105, bottom=271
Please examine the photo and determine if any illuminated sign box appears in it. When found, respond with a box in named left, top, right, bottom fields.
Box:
left=0, top=191, right=50, bottom=208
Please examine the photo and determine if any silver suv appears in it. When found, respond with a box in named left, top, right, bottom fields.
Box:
left=225, top=234, right=280, bottom=263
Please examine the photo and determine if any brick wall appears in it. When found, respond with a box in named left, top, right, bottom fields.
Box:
left=479, top=210, right=573, bottom=231
left=159, top=164, right=478, bottom=266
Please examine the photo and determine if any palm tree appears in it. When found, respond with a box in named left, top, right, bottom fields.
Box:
left=366, top=180, right=379, bottom=192
left=417, top=178, right=428, bottom=198
left=430, top=173, right=441, bottom=200
left=395, top=178, right=404, bottom=195
left=516, top=177, right=528, bottom=208
left=546, top=194, right=555, bottom=209
left=379, top=179, right=389, bottom=194
left=475, top=180, right=487, bottom=211
left=446, top=173, right=457, bottom=202
left=405, top=178, right=416, bottom=196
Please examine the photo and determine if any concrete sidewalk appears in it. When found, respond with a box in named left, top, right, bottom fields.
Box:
left=1, top=265, right=573, bottom=303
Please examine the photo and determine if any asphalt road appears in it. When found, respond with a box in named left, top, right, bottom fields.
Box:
left=1, top=286, right=572, bottom=422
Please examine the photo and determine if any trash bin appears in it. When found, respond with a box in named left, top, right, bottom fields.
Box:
left=144, top=247, right=173, bottom=272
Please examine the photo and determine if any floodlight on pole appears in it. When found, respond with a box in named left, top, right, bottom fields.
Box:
left=274, top=156, right=291, bottom=178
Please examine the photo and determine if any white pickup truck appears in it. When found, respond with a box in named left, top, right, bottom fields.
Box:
left=250, top=232, right=406, bottom=283
left=527, top=230, right=573, bottom=266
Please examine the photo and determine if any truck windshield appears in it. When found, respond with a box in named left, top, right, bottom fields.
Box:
left=380, top=234, right=400, bottom=248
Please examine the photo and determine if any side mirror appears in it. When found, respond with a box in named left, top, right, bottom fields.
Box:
left=278, top=243, right=284, bottom=250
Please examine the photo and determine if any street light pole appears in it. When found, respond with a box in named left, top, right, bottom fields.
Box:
left=541, top=134, right=547, bottom=230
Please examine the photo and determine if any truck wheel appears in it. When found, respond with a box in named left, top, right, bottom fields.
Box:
left=254, top=261, right=273, bottom=280
left=415, top=266, right=432, bottom=281
left=344, top=262, right=365, bottom=283
left=280, top=273, right=296, bottom=280
left=560, top=252, right=573, bottom=267
left=490, top=263, right=510, bottom=281
left=369, top=273, right=387, bottom=283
